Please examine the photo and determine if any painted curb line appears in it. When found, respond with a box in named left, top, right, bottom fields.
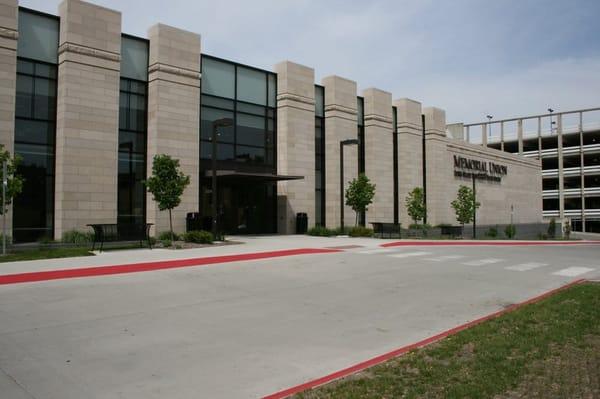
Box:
left=380, top=240, right=600, bottom=248
left=0, top=248, right=341, bottom=285
left=262, top=278, right=587, bottom=399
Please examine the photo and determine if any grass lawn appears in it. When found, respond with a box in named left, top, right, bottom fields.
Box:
left=0, top=247, right=94, bottom=263
left=295, top=282, right=600, bottom=399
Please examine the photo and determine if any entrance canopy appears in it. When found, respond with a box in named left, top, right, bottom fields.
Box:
left=203, top=170, right=304, bottom=183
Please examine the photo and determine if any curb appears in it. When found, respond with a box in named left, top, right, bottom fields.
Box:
left=262, top=279, right=587, bottom=399
left=0, top=248, right=341, bottom=285
left=380, top=240, right=600, bottom=248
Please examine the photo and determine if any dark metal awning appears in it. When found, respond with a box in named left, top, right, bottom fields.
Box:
left=203, top=170, right=304, bottom=182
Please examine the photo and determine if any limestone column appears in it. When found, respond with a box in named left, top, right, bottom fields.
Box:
left=147, top=24, right=201, bottom=234
left=322, top=75, right=357, bottom=228
left=274, top=61, right=315, bottom=234
left=0, top=0, right=17, bottom=152
left=394, top=98, right=423, bottom=227
left=363, top=88, right=393, bottom=224
left=557, top=114, right=565, bottom=225
left=423, top=106, right=447, bottom=226
left=55, top=0, right=121, bottom=238
left=0, top=0, right=17, bottom=235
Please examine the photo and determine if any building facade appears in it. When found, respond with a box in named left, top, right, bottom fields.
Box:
left=0, top=0, right=543, bottom=242
left=459, top=108, right=600, bottom=233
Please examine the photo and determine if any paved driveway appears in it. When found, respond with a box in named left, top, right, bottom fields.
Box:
left=0, top=240, right=598, bottom=398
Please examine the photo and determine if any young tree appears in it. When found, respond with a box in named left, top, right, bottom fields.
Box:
left=450, top=185, right=480, bottom=227
left=144, top=154, right=190, bottom=242
left=345, top=173, right=376, bottom=226
left=0, top=144, right=24, bottom=215
left=405, top=187, right=426, bottom=225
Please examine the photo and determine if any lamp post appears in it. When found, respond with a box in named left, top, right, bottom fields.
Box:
left=548, top=108, right=555, bottom=134
left=486, top=115, right=493, bottom=139
left=339, top=138, right=359, bottom=231
left=211, top=118, right=233, bottom=240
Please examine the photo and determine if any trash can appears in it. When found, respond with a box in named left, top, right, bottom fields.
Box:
left=186, top=212, right=201, bottom=232
left=296, top=212, right=308, bottom=234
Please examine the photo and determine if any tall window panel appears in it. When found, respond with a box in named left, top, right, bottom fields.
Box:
left=118, top=79, right=147, bottom=226
left=200, top=55, right=277, bottom=173
left=13, top=59, right=57, bottom=242
left=357, top=96, right=365, bottom=226
left=393, top=106, right=399, bottom=224
left=315, top=85, right=325, bottom=226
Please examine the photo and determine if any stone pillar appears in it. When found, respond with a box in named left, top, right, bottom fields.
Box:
left=322, top=75, right=357, bottom=228
left=55, top=0, right=121, bottom=239
left=557, top=114, right=564, bottom=224
left=0, top=0, right=17, bottom=152
left=517, top=119, right=524, bottom=155
left=482, top=123, right=488, bottom=147
left=423, top=106, right=447, bottom=226
left=147, top=24, right=201, bottom=234
left=394, top=98, right=422, bottom=227
left=275, top=61, right=315, bottom=234
left=0, top=0, right=18, bottom=236
left=447, top=123, right=464, bottom=141
left=363, top=88, right=393, bottom=224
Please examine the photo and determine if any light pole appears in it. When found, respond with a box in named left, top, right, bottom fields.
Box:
left=2, top=161, right=6, bottom=256
left=548, top=108, right=555, bottom=134
left=486, top=115, right=493, bottom=138
left=340, top=138, right=359, bottom=231
left=211, top=118, right=233, bottom=240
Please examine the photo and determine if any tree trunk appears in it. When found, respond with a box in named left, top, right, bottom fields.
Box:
left=169, top=208, right=174, bottom=246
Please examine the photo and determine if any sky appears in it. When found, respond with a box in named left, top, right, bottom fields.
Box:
left=20, top=0, right=600, bottom=124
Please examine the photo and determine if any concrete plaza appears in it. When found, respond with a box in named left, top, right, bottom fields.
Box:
left=0, top=236, right=599, bottom=398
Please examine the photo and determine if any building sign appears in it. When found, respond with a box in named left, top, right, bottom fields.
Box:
left=453, top=155, right=507, bottom=182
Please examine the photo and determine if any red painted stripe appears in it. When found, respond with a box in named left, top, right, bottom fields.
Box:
left=262, top=279, right=586, bottom=399
left=0, top=248, right=340, bottom=285
left=381, top=240, right=600, bottom=248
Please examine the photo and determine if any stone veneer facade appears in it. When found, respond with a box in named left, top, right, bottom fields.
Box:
left=0, top=0, right=543, bottom=241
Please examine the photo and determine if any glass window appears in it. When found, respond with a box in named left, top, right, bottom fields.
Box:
left=236, top=145, right=265, bottom=163
left=17, top=10, right=59, bottom=64
left=121, top=36, right=148, bottom=81
left=15, top=119, right=55, bottom=146
left=201, top=142, right=234, bottom=161
left=200, top=108, right=234, bottom=142
left=15, top=75, right=33, bottom=119
left=202, top=95, right=234, bottom=110
left=33, top=77, right=56, bottom=120
left=237, top=66, right=266, bottom=105
left=268, top=74, right=277, bottom=107
left=315, top=86, right=324, bottom=118
left=202, top=57, right=235, bottom=99
left=357, top=97, right=364, bottom=126
left=542, top=178, right=559, bottom=191
left=236, top=113, right=265, bottom=146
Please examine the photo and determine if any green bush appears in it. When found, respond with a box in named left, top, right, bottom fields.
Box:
left=182, top=230, right=213, bottom=244
left=161, top=239, right=172, bottom=247
left=485, top=227, right=498, bottom=238
left=409, top=223, right=431, bottom=230
left=547, top=218, right=556, bottom=239
left=504, top=224, right=516, bottom=239
left=158, top=231, right=179, bottom=241
left=307, top=225, right=336, bottom=237
left=332, top=226, right=351, bottom=235
left=348, top=226, right=374, bottom=237
left=62, top=230, right=93, bottom=246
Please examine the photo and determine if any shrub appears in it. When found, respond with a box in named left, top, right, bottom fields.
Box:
left=307, top=226, right=335, bottom=237
left=160, top=239, right=172, bottom=247
left=504, top=224, right=516, bottom=239
left=485, top=227, right=498, bottom=238
left=409, top=223, right=431, bottom=230
left=547, top=218, right=556, bottom=239
left=333, top=226, right=351, bottom=236
left=348, top=226, right=373, bottom=237
left=158, top=231, right=179, bottom=241
left=62, top=230, right=93, bottom=246
left=182, top=230, right=213, bottom=244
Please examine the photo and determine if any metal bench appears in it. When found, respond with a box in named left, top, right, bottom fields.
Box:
left=371, top=222, right=401, bottom=238
left=87, top=223, right=153, bottom=252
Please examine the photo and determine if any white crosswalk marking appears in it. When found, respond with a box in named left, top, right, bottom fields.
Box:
left=424, top=255, right=465, bottom=262
left=388, top=251, right=432, bottom=258
left=552, top=267, right=595, bottom=277
left=356, top=249, right=397, bottom=255
left=462, top=258, right=503, bottom=266
left=505, top=262, right=548, bottom=272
